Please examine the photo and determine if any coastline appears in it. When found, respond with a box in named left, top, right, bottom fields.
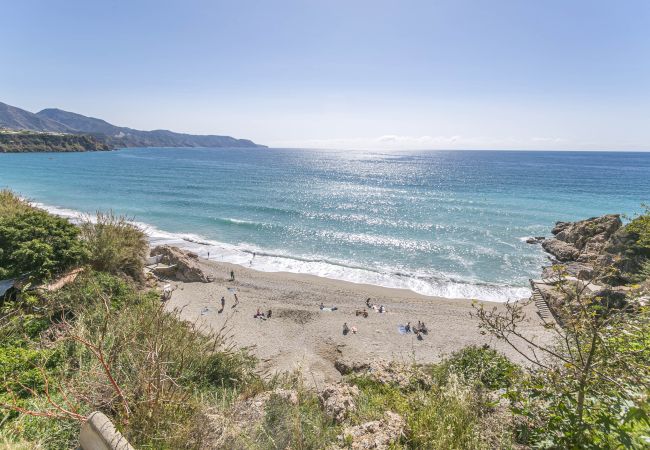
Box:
left=30, top=199, right=532, bottom=302
left=164, top=254, right=552, bottom=385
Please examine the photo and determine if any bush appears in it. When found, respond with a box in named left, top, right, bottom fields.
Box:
left=0, top=209, right=87, bottom=281
left=350, top=373, right=513, bottom=449
left=79, top=212, right=148, bottom=281
left=434, top=345, right=520, bottom=390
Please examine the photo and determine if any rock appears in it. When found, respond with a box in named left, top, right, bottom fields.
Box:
left=542, top=262, right=594, bottom=280
left=541, top=239, right=580, bottom=262
left=526, top=236, right=546, bottom=244
left=320, top=383, right=360, bottom=423
left=338, top=411, right=404, bottom=449
left=334, top=359, right=431, bottom=390
left=150, top=245, right=213, bottom=283
left=335, top=358, right=370, bottom=375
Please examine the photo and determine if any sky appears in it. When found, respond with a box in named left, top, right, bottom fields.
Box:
left=2, top=0, right=649, bottom=150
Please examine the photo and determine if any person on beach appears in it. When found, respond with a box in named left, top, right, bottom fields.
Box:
left=266, top=308, right=272, bottom=319
left=405, top=322, right=411, bottom=333
left=350, top=325, right=358, bottom=334
left=365, top=298, right=372, bottom=308
left=254, top=308, right=265, bottom=319
left=379, top=305, right=386, bottom=313
left=320, top=302, right=325, bottom=310
left=342, top=322, right=350, bottom=335
left=230, top=270, right=235, bottom=281
left=207, top=251, right=210, bottom=260
left=220, top=296, right=225, bottom=309
left=233, top=293, right=239, bottom=307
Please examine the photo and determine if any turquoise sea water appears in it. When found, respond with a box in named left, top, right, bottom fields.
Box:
left=1, top=148, right=649, bottom=301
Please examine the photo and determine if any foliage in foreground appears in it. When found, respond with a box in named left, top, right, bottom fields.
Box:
left=79, top=211, right=149, bottom=282
left=0, top=198, right=87, bottom=281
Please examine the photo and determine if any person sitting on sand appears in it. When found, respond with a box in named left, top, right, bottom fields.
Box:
left=266, top=309, right=272, bottom=319
left=343, top=322, right=350, bottom=335
left=415, top=329, right=423, bottom=340
left=365, top=298, right=372, bottom=308
left=379, top=305, right=386, bottom=313
left=420, top=322, right=428, bottom=334
left=320, top=302, right=325, bottom=310
left=405, top=321, right=411, bottom=333
left=254, top=308, right=265, bottom=319
left=350, top=325, right=358, bottom=334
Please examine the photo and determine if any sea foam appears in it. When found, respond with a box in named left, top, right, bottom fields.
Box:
left=32, top=201, right=529, bottom=302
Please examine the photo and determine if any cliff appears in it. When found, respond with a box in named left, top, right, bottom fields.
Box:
left=0, top=130, right=111, bottom=153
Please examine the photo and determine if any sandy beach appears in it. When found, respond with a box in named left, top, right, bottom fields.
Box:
left=164, top=257, right=552, bottom=385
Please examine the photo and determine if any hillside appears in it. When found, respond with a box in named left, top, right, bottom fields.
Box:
left=0, top=129, right=111, bottom=152
left=0, top=101, right=265, bottom=149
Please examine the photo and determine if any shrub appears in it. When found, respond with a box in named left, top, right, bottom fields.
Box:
left=79, top=212, right=148, bottom=281
left=0, top=208, right=87, bottom=281
left=434, top=344, right=521, bottom=390
left=350, top=373, right=513, bottom=449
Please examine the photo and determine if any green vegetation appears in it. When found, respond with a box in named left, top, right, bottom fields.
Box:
left=0, top=130, right=111, bottom=153
left=0, top=193, right=87, bottom=281
left=1, top=191, right=649, bottom=449
left=79, top=212, right=149, bottom=281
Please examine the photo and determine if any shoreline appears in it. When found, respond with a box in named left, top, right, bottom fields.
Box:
left=30, top=199, right=532, bottom=303
left=164, top=254, right=552, bottom=385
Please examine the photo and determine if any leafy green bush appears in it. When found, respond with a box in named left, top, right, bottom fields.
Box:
left=0, top=209, right=87, bottom=281
left=79, top=212, right=148, bottom=281
left=434, top=344, right=520, bottom=390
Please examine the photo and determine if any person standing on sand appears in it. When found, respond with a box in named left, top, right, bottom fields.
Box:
left=230, top=270, right=235, bottom=281
left=220, top=296, right=225, bottom=309
left=233, top=293, right=239, bottom=307
left=207, top=251, right=210, bottom=260
left=342, top=322, right=350, bottom=335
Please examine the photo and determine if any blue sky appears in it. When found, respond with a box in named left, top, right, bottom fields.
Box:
left=2, top=0, right=649, bottom=149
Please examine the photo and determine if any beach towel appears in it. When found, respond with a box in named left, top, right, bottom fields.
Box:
left=228, top=287, right=237, bottom=293
left=321, top=307, right=338, bottom=312
left=398, top=325, right=408, bottom=334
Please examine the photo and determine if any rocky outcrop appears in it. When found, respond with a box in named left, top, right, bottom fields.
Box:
left=150, top=245, right=213, bottom=282
left=334, top=358, right=431, bottom=390
left=542, top=214, right=622, bottom=264
left=320, top=383, right=360, bottom=423
left=336, top=411, right=405, bottom=449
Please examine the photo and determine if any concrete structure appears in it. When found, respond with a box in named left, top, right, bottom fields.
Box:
left=79, top=412, right=134, bottom=450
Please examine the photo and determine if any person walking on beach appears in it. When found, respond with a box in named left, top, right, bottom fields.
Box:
left=207, top=251, right=210, bottom=260
left=233, top=293, right=239, bottom=307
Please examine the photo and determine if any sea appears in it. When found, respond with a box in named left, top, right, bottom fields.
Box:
left=1, top=148, right=649, bottom=301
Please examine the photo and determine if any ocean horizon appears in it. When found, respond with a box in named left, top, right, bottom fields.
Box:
left=2, top=147, right=649, bottom=301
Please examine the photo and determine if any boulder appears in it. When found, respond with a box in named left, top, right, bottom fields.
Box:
left=334, top=359, right=431, bottom=390
left=320, top=383, right=360, bottom=423
left=150, top=245, right=213, bottom=282
left=541, top=262, right=595, bottom=280
left=338, top=411, right=404, bottom=449
left=541, top=239, right=580, bottom=262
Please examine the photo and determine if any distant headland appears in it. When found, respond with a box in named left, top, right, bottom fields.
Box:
left=0, top=101, right=266, bottom=152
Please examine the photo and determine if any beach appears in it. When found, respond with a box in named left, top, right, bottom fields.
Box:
left=165, top=256, right=553, bottom=385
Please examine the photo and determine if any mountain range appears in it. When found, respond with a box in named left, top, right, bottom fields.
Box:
left=0, top=101, right=264, bottom=148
